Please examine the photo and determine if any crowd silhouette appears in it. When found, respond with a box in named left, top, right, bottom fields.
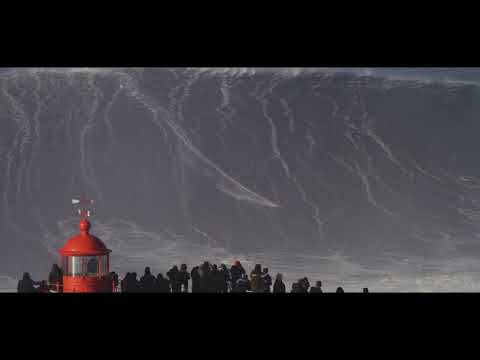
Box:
left=17, top=260, right=370, bottom=293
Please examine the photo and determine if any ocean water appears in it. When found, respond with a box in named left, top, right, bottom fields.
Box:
left=2, top=68, right=480, bottom=291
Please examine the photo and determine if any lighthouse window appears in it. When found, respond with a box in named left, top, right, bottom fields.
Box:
left=69, top=256, right=84, bottom=276
left=64, top=256, right=105, bottom=276
left=86, top=257, right=99, bottom=275
left=99, top=255, right=108, bottom=274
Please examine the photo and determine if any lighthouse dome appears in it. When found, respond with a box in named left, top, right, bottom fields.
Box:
left=59, top=219, right=111, bottom=256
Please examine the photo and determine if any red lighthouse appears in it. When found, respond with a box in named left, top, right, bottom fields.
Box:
left=58, top=202, right=112, bottom=292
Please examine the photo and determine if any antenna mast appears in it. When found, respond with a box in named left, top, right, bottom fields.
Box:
left=72, top=197, right=94, bottom=219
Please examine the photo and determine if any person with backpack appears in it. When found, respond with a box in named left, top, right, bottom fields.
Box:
left=250, top=264, right=265, bottom=293
left=232, top=273, right=250, bottom=293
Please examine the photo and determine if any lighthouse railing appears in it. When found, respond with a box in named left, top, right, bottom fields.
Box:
left=49, top=282, right=63, bottom=293
left=46, top=279, right=118, bottom=293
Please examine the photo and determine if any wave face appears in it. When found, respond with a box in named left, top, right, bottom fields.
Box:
left=2, top=68, right=480, bottom=283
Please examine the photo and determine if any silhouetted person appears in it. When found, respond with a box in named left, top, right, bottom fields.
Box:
left=230, top=260, right=245, bottom=287
left=110, top=272, right=119, bottom=292
left=198, top=261, right=213, bottom=292
left=121, top=272, right=131, bottom=292
left=251, top=264, right=262, bottom=276
left=167, top=265, right=181, bottom=293
left=273, top=273, right=286, bottom=293
left=262, top=268, right=272, bottom=293
left=123, top=272, right=140, bottom=293
left=250, top=264, right=265, bottom=293
left=156, top=273, right=170, bottom=293
left=310, top=281, right=323, bottom=293
left=336, top=287, right=344, bottom=293
left=232, top=274, right=250, bottom=293
left=17, top=273, right=38, bottom=293
left=299, top=277, right=310, bottom=293
left=219, top=264, right=230, bottom=293
left=48, top=264, right=61, bottom=282
left=37, top=281, right=49, bottom=293
left=211, top=264, right=222, bottom=293
left=363, top=287, right=369, bottom=293
left=179, top=264, right=190, bottom=293
left=133, top=272, right=141, bottom=292
left=140, top=267, right=156, bottom=292
left=191, top=266, right=201, bottom=293
left=291, top=282, right=302, bottom=293
left=48, top=264, right=63, bottom=291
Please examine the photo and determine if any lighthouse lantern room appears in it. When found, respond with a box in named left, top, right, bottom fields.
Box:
left=58, top=199, right=112, bottom=293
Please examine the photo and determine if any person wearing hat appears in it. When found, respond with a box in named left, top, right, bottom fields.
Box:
left=230, top=260, right=245, bottom=287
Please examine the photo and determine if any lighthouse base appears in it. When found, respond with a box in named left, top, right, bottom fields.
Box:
left=63, top=276, right=113, bottom=293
